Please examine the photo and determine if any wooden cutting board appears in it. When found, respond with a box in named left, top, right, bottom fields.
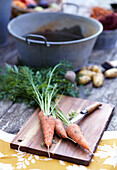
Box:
left=10, top=95, right=114, bottom=166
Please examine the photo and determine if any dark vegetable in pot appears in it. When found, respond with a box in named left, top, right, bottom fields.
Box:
left=27, top=4, right=37, bottom=8
left=99, top=13, right=117, bottom=30
left=38, top=0, right=49, bottom=8
left=90, top=6, right=117, bottom=30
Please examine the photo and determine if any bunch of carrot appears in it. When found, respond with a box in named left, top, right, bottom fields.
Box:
left=24, top=63, right=92, bottom=156
left=38, top=106, right=92, bottom=155
left=24, top=64, right=68, bottom=152
left=38, top=110, right=68, bottom=148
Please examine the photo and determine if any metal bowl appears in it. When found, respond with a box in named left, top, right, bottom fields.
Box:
left=94, top=29, right=117, bottom=50
left=8, top=12, right=103, bottom=68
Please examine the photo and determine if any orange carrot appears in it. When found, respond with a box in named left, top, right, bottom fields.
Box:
left=66, top=124, right=92, bottom=153
left=38, top=111, right=55, bottom=148
left=38, top=110, right=44, bottom=121
left=55, top=119, right=76, bottom=143
left=56, top=107, right=92, bottom=153
left=39, top=113, right=68, bottom=139
left=55, top=119, right=67, bottom=138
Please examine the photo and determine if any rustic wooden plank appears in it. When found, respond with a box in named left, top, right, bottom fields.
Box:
left=79, top=45, right=117, bottom=131
left=10, top=95, right=114, bottom=166
left=0, top=100, right=13, bottom=117
left=0, top=103, right=35, bottom=134
left=84, top=78, right=117, bottom=131
left=89, top=48, right=117, bottom=65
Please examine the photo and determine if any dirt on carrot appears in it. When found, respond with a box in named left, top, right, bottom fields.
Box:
left=66, top=124, right=92, bottom=153
left=55, top=119, right=67, bottom=138
left=39, top=112, right=55, bottom=147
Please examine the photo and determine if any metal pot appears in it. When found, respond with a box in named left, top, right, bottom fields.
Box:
left=94, top=29, right=117, bottom=50
left=8, top=12, right=103, bottom=68
left=0, top=0, right=12, bottom=48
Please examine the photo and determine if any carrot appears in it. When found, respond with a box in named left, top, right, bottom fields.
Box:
left=29, top=63, right=62, bottom=150
left=38, top=110, right=44, bottom=121
left=55, top=107, right=92, bottom=153
left=55, top=119, right=67, bottom=138
left=66, top=124, right=92, bottom=153
left=28, top=63, right=68, bottom=153
left=55, top=119, right=76, bottom=143
left=38, top=111, right=55, bottom=148
left=39, top=113, right=68, bottom=139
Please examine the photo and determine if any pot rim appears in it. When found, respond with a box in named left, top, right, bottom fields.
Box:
left=8, top=12, right=103, bottom=45
left=100, top=29, right=117, bottom=34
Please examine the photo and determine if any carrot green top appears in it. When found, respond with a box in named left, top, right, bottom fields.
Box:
left=24, top=63, right=63, bottom=117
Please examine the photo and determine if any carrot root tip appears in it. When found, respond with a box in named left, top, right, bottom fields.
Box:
left=67, top=136, right=76, bottom=143
left=47, top=145, right=50, bottom=158
left=89, top=149, right=93, bottom=154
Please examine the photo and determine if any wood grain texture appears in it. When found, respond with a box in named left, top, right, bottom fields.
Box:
left=0, top=102, right=35, bottom=134
left=10, top=95, right=114, bottom=166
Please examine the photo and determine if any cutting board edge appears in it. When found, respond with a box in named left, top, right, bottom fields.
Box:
left=59, top=95, right=115, bottom=107
left=10, top=142, right=91, bottom=166
left=11, top=107, right=40, bottom=144
left=91, top=104, right=115, bottom=153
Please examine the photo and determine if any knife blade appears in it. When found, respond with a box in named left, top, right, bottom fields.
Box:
left=71, top=102, right=102, bottom=123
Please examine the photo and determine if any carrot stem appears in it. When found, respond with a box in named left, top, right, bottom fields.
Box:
left=55, top=106, right=71, bottom=126
left=25, top=63, right=63, bottom=116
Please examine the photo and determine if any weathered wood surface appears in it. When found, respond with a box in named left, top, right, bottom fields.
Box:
left=0, top=0, right=117, bottom=134
left=10, top=95, right=114, bottom=166
left=0, top=33, right=117, bottom=134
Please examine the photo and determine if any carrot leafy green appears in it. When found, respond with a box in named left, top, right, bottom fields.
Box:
left=0, top=61, right=79, bottom=108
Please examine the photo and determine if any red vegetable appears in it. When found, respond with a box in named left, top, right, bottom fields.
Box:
left=90, top=6, right=117, bottom=30
left=99, top=13, right=117, bottom=30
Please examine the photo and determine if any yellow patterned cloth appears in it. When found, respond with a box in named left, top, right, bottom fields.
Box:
left=0, top=130, right=117, bottom=170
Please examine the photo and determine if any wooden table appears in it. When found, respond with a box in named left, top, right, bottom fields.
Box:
left=0, top=0, right=117, bottom=134
left=0, top=33, right=117, bottom=134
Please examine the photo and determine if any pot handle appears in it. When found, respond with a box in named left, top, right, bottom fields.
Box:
left=25, top=34, right=50, bottom=47
left=62, top=2, right=79, bottom=14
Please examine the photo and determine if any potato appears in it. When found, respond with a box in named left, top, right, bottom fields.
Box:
left=81, top=65, right=102, bottom=73
left=91, top=65, right=102, bottom=73
left=104, top=68, right=117, bottom=78
left=93, top=73, right=104, bottom=87
left=78, top=75, right=91, bottom=85
left=78, top=69, right=96, bottom=79
left=65, top=71, right=76, bottom=83
left=80, top=65, right=93, bottom=70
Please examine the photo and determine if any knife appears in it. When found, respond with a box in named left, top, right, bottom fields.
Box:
left=102, top=60, right=117, bottom=70
left=71, top=102, right=102, bottom=123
